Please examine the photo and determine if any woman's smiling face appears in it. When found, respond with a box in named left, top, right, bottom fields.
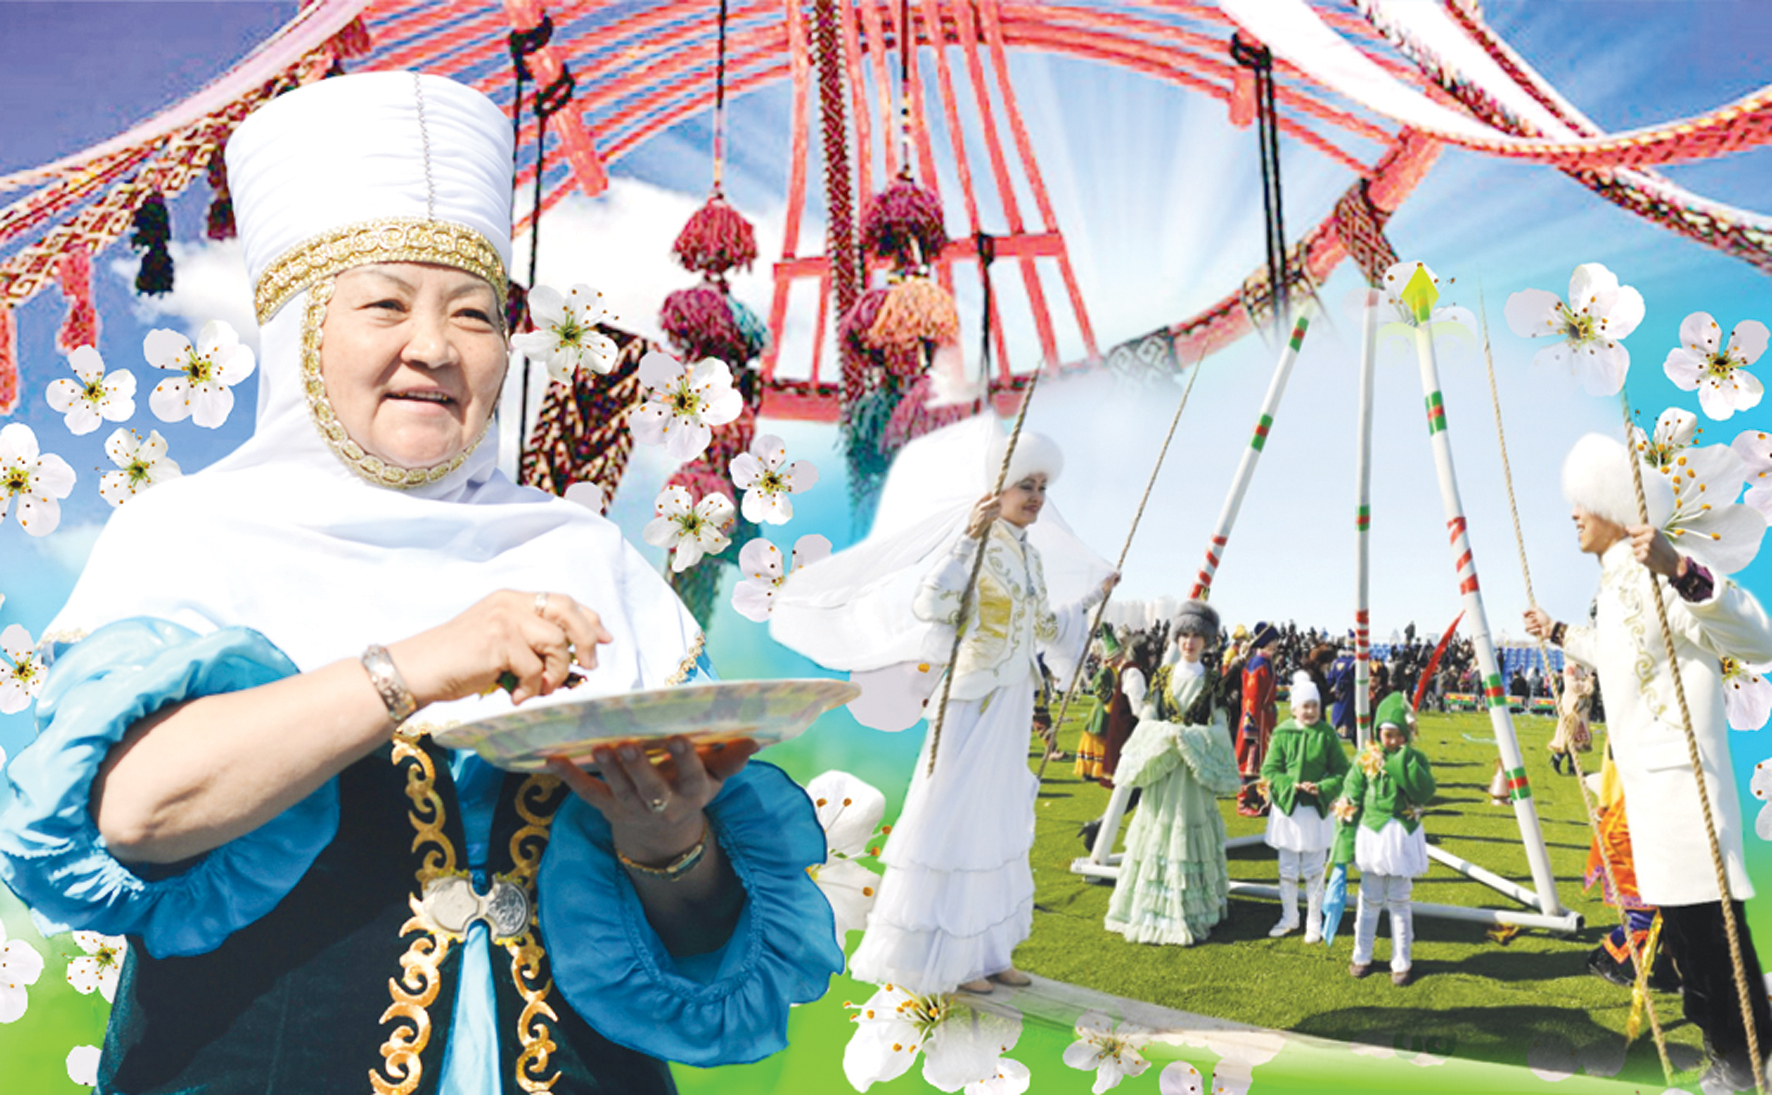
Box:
left=319, top=263, right=506, bottom=469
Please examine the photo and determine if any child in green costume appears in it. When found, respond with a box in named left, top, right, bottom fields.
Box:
left=1261, top=672, right=1352, bottom=940
left=1333, top=691, right=1437, bottom=986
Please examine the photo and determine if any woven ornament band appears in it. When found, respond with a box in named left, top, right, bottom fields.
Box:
left=254, top=216, right=508, bottom=325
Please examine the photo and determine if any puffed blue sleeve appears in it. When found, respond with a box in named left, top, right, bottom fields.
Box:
left=0, top=617, right=339, bottom=959
left=536, top=760, right=844, bottom=1067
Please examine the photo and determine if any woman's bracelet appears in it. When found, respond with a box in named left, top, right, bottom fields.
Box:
left=617, top=819, right=710, bottom=883
left=1549, top=622, right=1567, bottom=648
left=361, top=643, right=417, bottom=724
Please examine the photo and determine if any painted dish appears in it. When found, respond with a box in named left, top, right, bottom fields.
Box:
left=432, top=677, right=860, bottom=773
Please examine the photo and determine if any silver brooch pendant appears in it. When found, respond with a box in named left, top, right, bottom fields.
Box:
left=420, top=874, right=531, bottom=939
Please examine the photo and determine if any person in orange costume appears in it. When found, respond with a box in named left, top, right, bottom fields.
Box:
left=1236, top=622, right=1279, bottom=817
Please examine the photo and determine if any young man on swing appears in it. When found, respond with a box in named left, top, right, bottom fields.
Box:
left=1525, top=434, right=1772, bottom=1092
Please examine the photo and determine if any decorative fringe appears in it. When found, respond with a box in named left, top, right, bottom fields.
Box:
left=867, top=276, right=959, bottom=352
left=861, top=177, right=946, bottom=264
left=129, top=191, right=175, bottom=296
left=55, top=248, right=100, bottom=355
left=0, top=305, right=18, bottom=416
left=839, top=286, right=918, bottom=376
left=506, top=280, right=532, bottom=335
left=881, top=374, right=973, bottom=456
left=205, top=154, right=236, bottom=241
left=661, top=285, right=752, bottom=367
left=727, top=295, right=769, bottom=362
left=329, top=16, right=373, bottom=58
left=672, top=196, right=759, bottom=279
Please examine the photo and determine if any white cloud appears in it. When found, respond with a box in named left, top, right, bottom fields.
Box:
left=109, top=238, right=258, bottom=353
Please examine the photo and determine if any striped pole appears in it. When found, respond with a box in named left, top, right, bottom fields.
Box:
left=1411, top=320, right=1563, bottom=916
left=1353, top=289, right=1379, bottom=749
left=1189, top=307, right=1313, bottom=600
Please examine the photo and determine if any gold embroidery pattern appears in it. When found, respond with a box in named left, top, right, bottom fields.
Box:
left=256, top=216, right=507, bottom=325
left=502, top=774, right=566, bottom=1093
left=372, top=731, right=457, bottom=1095
left=299, top=281, right=489, bottom=490
left=667, top=631, right=707, bottom=686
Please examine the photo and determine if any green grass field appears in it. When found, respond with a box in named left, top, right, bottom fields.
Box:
left=1019, top=707, right=1708, bottom=1083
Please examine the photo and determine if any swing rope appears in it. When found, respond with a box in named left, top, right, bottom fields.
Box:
left=1035, top=354, right=1206, bottom=785
left=1476, top=292, right=1674, bottom=1084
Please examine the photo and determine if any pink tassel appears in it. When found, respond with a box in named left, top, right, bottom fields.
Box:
left=661, top=285, right=752, bottom=366
left=205, top=155, right=236, bottom=241
left=866, top=276, right=959, bottom=352
left=672, top=196, right=759, bottom=278
left=839, top=287, right=918, bottom=376
left=862, top=177, right=947, bottom=264
left=55, top=248, right=100, bottom=355
left=0, top=305, right=18, bottom=416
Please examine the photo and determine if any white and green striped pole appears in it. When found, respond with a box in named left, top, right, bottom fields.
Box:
left=1401, top=266, right=1562, bottom=916
left=1353, top=288, right=1379, bottom=749
left=1189, top=306, right=1314, bottom=601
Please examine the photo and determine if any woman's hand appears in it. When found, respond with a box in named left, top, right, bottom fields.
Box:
left=1297, top=780, right=1319, bottom=796
left=1101, top=572, right=1121, bottom=599
left=548, top=736, right=760, bottom=865
left=391, top=590, right=612, bottom=706
left=966, top=493, right=1002, bottom=539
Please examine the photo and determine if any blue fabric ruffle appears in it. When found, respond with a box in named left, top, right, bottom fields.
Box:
left=538, top=760, right=843, bottom=1067
left=0, top=618, right=337, bottom=958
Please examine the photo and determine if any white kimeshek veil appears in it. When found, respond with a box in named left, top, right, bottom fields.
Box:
left=770, top=416, right=1112, bottom=729
left=48, top=73, right=699, bottom=721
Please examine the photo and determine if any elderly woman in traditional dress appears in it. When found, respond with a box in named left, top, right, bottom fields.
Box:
left=0, top=74, right=839, bottom=1094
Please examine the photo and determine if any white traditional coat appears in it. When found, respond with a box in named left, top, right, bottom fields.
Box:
left=1561, top=541, right=1772, bottom=905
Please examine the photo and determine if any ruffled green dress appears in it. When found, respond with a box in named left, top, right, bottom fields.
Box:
left=1103, top=662, right=1243, bottom=944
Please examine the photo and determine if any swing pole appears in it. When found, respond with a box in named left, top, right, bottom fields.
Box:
left=1353, top=288, right=1379, bottom=750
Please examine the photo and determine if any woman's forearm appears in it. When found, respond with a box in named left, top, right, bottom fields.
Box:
left=624, top=835, right=747, bottom=957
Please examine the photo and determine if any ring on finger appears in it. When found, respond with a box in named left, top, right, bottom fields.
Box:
left=534, top=592, right=550, bottom=617
left=647, top=795, right=670, bottom=815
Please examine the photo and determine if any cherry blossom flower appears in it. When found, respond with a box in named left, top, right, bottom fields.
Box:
left=642, top=485, right=734, bottom=572
left=0, top=423, right=76, bottom=537
left=0, top=918, right=44, bottom=1023
left=805, top=770, right=886, bottom=944
left=730, top=434, right=819, bottom=525
left=66, top=932, right=126, bottom=1003
left=1504, top=263, right=1645, bottom=396
left=1632, top=407, right=1699, bottom=472
left=46, top=346, right=136, bottom=436
left=1, top=624, right=44, bottom=715
left=1754, top=758, right=1772, bottom=841
left=1158, top=1062, right=1203, bottom=1095
left=1663, top=312, right=1766, bottom=421
left=845, top=661, right=943, bottom=733
left=66, top=1045, right=101, bottom=1087
left=1722, top=658, right=1772, bottom=732
left=144, top=320, right=256, bottom=429
left=1063, top=1011, right=1152, bottom=1093
left=99, top=428, right=181, bottom=507
left=510, top=283, right=620, bottom=383
left=630, top=351, right=743, bottom=463
left=1731, top=428, right=1772, bottom=520
left=731, top=535, right=832, bottom=622
left=1650, top=437, right=1765, bottom=575
left=964, top=1059, right=1030, bottom=1094
left=843, top=986, right=1023, bottom=1093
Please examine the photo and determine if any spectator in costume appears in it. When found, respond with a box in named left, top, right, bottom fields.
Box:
left=1076, top=628, right=1129, bottom=783
left=1260, top=672, right=1350, bottom=941
left=1525, top=433, right=1772, bottom=1092
left=1328, top=643, right=1357, bottom=741
left=1236, top=623, right=1279, bottom=817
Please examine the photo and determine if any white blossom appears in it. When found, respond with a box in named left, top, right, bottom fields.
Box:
left=66, top=1044, right=101, bottom=1086
left=510, top=283, right=620, bottom=383
left=1158, top=1061, right=1203, bottom=1095
left=66, top=932, right=127, bottom=1003
left=1663, top=312, right=1766, bottom=421
left=1062, top=1011, right=1152, bottom=1093
left=844, top=986, right=1022, bottom=1093
left=805, top=770, right=885, bottom=943
left=731, top=534, right=832, bottom=622
left=1755, top=758, right=1772, bottom=841
left=145, top=320, right=255, bottom=429
left=964, top=1058, right=1030, bottom=1094
left=630, top=351, right=743, bottom=463
left=45, top=345, right=135, bottom=436
left=1, top=624, right=44, bottom=716
left=1650, top=438, right=1765, bottom=575
left=730, top=434, right=818, bottom=525
left=99, top=428, right=181, bottom=507
left=641, top=485, right=734, bottom=572
left=0, top=423, right=76, bottom=536
left=1732, top=428, right=1772, bottom=520
left=1504, top=263, right=1645, bottom=396
left=1722, top=659, right=1772, bottom=732
left=0, top=918, right=44, bottom=1023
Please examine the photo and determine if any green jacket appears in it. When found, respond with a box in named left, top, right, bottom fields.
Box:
left=1332, top=744, right=1436, bottom=866
left=1086, top=665, right=1114, bottom=737
left=1260, top=718, right=1350, bottom=818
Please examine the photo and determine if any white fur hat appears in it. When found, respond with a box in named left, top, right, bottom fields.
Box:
left=1561, top=433, right=1674, bottom=529
left=1289, top=671, right=1320, bottom=710
left=987, top=429, right=1063, bottom=485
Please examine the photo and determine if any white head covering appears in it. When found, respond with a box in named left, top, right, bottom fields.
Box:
left=1288, top=671, right=1320, bottom=713
left=49, top=73, right=700, bottom=719
left=1561, top=433, right=1673, bottom=529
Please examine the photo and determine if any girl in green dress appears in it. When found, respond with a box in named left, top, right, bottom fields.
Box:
left=1261, top=673, right=1352, bottom=940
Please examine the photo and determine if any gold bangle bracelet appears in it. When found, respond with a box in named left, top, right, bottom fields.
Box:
left=361, top=643, right=417, bottom=724
left=616, top=820, right=710, bottom=883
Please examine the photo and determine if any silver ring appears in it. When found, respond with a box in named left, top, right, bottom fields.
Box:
left=534, top=592, right=550, bottom=617
left=647, top=796, right=670, bottom=815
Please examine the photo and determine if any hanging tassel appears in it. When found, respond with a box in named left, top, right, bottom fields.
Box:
left=839, top=286, right=918, bottom=376
left=660, top=284, right=752, bottom=366
left=130, top=191, right=175, bottom=296
left=672, top=196, right=759, bottom=279
left=55, top=248, right=100, bottom=355
left=726, top=295, right=769, bottom=362
left=867, top=275, right=959, bottom=353
left=861, top=177, right=946, bottom=265
left=0, top=305, right=19, bottom=416
left=205, top=154, right=236, bottom=241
